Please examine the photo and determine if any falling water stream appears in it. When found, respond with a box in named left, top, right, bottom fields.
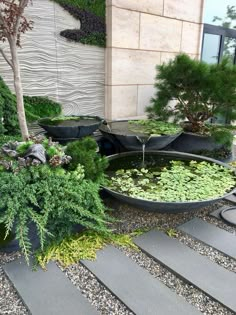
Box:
left=142, top=143, right=146, bottom=167
left=136, top=136, right=150, bottom=167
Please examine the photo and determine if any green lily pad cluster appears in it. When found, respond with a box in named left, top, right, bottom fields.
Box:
left=128, top=120, right=182, bottom=136
left=107, top=161, right=235, bottom=202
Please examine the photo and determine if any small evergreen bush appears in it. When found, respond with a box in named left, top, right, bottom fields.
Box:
left=0, top=136, right=110, bottom=263
left=147, top=54, right=236, bottom=136
left=65, top=137, right=108, bottom=182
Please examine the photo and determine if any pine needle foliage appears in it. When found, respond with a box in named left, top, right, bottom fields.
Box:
left=147, top=54, right=236, bottom=133
left=0, top=165, right=110, bottom=264
left=65, top=137, right=108, bottom=183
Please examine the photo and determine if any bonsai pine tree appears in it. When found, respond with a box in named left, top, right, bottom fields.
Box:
left=147, top=54, right=236, bottom=133
left=0, top=0, right=33, bottom=140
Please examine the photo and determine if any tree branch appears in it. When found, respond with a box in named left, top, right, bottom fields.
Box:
left=14, top=0, right=29, bottom=35
left=0, top=46, right=13, bottom=68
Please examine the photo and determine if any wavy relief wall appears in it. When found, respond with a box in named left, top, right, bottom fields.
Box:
left=0, top=0, right=105, bottom=117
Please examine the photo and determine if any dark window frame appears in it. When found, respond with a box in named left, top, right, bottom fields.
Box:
left=201, top=24, right=236, bottom=64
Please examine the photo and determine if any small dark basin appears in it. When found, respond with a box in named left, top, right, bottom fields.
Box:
left=99, top=120, right=181, bottom=151
left=39, top=115, right=103, bottom=139
left=103, top=151, right=236, bottom=213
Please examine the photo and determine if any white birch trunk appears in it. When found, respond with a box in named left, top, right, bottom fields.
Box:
left=10, top=40, right=29, bottom=140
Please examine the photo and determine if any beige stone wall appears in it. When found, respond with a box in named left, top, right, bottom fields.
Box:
left=105, top=0, right=204, bottom=119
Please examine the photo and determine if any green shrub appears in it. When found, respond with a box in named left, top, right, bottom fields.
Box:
left=0, top=76, right=62, bottom=136
left=24, top=96, right=62, bottom=122
left=0, top=136, right=110, bottom=263
left=79, top=32, right=106, bottom=47
left=52, top=0, right=106, bottom=18
left=0, top=166, right=110, bottom=263
left=0, top=134, right=21, bottom=147
left=65, top=137, right=108, bottom=182
left=0, top=76, right=19, bottom=135
left=147, top=54, right=236, bottom=134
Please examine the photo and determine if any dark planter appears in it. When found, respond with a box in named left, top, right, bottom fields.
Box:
left=103, top=151, right=236, bottom=213
left=0, top=221, right=84, bottom=254
left=170, top=132, right=223, bottom=153
left=99, top=120, right=181, bottom=151
left=0, top=222, right=40, bottom=253
left=39, top=115, right=103, bottom=140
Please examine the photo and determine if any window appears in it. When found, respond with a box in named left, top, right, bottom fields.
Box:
left=201, top=1, right=236, bottom=123
left=201, top=1, right=236, bottom=64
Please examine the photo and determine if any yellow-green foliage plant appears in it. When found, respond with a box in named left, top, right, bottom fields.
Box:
left=36, top=230, right=143, bottom=268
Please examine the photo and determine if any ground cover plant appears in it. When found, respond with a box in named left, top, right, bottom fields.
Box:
left=128, top=120, right=182, bottom=136
left=0, top=76, right=62, bottom=136
left=53, top=0, right=106, bottom=47
left=36, top=229, right=142, bottom=268
left=147, top=54, right=236, bottom=148
left=0, top=136, right=110, bottom=263
left=107, top=161, right=236, bottom=202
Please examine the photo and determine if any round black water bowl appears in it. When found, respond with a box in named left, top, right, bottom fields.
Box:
left=103, top=151, right=236, bottom=213
left=99, top=120, right=181, bottom=151
left=170, top=132, right=223, bottom=153
left=220, top=207, right=236, bottom=226
left=39, top=116, right=103, bottom=140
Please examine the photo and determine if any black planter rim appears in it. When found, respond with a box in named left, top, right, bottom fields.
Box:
left=38, top=115, right=103, bottom=128
left=103, top=150, right=236, bottom=206
left=99, top=119, right=183, bottom=138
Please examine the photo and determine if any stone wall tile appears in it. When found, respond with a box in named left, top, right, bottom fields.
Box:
left=112, top=48, right=161, bottom=85
left=181, top=22, right=202, bottom=55
left=111, top=85, right=137, bottom=118
left=140, top=14, right=182, bottom=51
left=137, top=85, right=156, bottom=115
left=111, top=7, right=140, bottom=49
left=164, top=0, right=203, bottom=23
left=111, top=0, right=164, bottom=15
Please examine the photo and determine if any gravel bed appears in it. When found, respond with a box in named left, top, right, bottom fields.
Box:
left=62, top=264, right=133, bottom=315
left=1, top=198, right=235, bottom=315
left=177, top=231, right=236, bottom=273
left=0, top=252, right=28, bottom=315
left=119, top=246, right=233, bottom=315
left=196, top=202, right=236, bottom=235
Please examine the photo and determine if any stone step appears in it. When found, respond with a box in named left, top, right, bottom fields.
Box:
left=82, top=246, right=200, bottom=315
left=134, top=230, right=236, bottom=313
left=3, top=258, right=98, bottom=315
left=224, top=193, right=236, bottom=204
left=178, top=218, right=236, bottom=259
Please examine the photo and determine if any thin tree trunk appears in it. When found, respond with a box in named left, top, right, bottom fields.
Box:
left=10, top=40, right=29, bottom=140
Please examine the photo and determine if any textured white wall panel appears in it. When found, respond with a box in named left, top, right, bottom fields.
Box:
left=0, top=0, right=105, bottom=117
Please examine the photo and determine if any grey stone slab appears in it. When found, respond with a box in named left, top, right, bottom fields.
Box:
left=178, top=218, right=236, bottom=259
left=82, top=246, right=200, bottom=315
left=134, top=230, right=236, bottom=313
left=3, top=258, right=98, bottom=315
left=224, top=193, right=236, bottom=204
